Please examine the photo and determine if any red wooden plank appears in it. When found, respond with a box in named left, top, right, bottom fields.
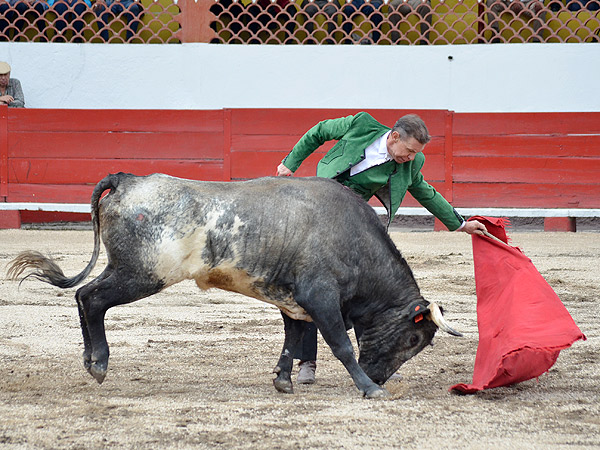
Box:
left=444, top=111, right=454, bottom=201
left=230, top=152, right=445, bottom=181
left=8, top=131, right=224, bottom=159
left=453, top=156, right=600, bottom=184
left=230, top=134, right=446, bottom=156
left=9, top=159, right=224, bottom=184
left=20, top=211, right=91, bottom=224
left=419, top=154, right=445, bottom=181
left=8, top=109, right=224, bottom=133
left=454, top=112, right=600, bottom=136
left=8, top=184, right=95, bottom=203
left=454, top=135, right=600, bottom=158
left=230, top=109, right=448, bottom=137
left=230, top=134, right=310, bottom=153
left=230, top=152, right=322, bottom=179
left=223, top=109, right=232, bottom=181
left=453, top=182, right=600, bottom=208
left=0, top=210, right=21, bottom=228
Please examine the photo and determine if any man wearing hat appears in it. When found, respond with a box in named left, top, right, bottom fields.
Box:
left=0, top=62, right=25, bottom=108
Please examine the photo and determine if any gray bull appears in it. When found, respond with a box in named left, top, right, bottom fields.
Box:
left=8, top=173, right=461, bottom=398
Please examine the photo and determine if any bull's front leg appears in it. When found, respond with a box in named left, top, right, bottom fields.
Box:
left=295, top=282, right=387, bottom=399
left=273, top=312, right=304, bottom=394
left=315, top=316, right=387, bottom=398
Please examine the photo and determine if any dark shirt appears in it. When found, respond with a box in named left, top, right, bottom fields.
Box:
left=1, top=78, right=25, bottom=108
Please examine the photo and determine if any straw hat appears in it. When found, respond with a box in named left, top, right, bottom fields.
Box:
left=0, top=62, right=11, bottom=75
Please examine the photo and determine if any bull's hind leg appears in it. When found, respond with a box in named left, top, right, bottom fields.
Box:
left=76, top=265, right=114, bottom=375
left=273, top=312, right=305, bottom=394
left=76, top=269, right=163, bottom=383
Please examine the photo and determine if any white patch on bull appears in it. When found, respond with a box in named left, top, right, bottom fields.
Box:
left=152, top=208, right=226, bottom=285
left=153, top=205, right=312, bottom=322
left=125, top=174, right=175, bottom=205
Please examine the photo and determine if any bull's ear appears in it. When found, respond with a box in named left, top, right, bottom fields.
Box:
left=407, top=300, right=429, bottom=324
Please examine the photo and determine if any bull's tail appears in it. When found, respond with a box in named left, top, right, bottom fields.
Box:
left=7, top=173, right=121, bottom=289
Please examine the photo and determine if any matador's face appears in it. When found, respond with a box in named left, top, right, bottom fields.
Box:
left=386, top=132, right=425, bottom=164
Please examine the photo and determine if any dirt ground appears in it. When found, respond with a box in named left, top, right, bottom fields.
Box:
left=0, top=227, right=598, bottom=449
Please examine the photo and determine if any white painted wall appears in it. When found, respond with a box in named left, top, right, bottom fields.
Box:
left=1, top=42, right=599, bottom=112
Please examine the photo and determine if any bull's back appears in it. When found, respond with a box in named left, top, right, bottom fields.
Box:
left=96, top=174, right=386, bottom=315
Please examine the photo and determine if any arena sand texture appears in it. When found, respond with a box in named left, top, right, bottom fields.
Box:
left=0, top=229, right=598, bottom=449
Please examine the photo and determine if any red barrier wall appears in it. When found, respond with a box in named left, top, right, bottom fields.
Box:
left=1, top=106, right=599, bottom=223
left=1, top=108, right=226, bottom=203
left=452, top=112, right=600, bottom=209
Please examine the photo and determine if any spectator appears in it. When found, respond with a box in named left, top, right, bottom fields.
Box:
left=94, top=0, right=143, bottom=42
left=0, top=0, right=48, bottom=41
left=342, top=0, right=384, bottom=44
left=48, top=0, right=92, bottom=41
left=0, top=61, right=25, bottom=108
left=300, top=0, right=341, bottom=44
left=276, top=112, right=487, bottom=384
left=388, top=0, right=431, bottom=45
left=486, top=0, right=545, bottom=42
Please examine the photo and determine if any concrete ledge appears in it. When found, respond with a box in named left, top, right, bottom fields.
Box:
left=0, top=203, right=91, bottom=213
left=2, top=203, right=600, bottom=218
left=372, top=207, right=600, bottom=218
left=1, top=204, right=599, bottom=231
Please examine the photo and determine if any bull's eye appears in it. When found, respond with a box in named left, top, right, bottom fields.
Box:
left=409, top=334, right=419, bottom=347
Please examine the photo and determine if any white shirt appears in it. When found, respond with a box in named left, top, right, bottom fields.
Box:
left=347, top=129, right=466, bottom=231
left=350, top=131, right=391, bottom=176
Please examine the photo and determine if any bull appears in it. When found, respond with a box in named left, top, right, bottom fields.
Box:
left=8, top=173, right=461, bottom=398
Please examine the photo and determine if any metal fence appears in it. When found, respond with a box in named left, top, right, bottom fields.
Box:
left=0, top=0, right=181, bottom=42
left=0, top=0, right=598, bottom=44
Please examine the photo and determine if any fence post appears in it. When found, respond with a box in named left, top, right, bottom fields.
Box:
left=0, top=105, right=20, bottom=227
left=223, top=108, right=232, bottom=181
left=175, top=0, right=218, bottom=43
left=444, top=110, right=454, bottom=203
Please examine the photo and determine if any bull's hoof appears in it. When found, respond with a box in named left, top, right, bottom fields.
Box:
left=364, top=386, right=388, bottom=399
left=87, top=362, right=107, bottom=384
left=273, top=377, right=294, bottom=394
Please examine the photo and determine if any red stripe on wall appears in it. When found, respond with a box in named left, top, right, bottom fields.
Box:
left=1, top=108, right=598, bottom=216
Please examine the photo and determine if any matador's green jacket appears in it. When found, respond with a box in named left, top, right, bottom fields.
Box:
left=282, top=112, right=464, bottom=230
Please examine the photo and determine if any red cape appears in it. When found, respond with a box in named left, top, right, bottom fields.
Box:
left=450, top=217, right=586, bottom=394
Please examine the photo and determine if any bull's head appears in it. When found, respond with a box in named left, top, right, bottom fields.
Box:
left=357, top=300, right=461, bottom=385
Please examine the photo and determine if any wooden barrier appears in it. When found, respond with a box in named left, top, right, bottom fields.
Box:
left=452, top=112, right=600, bottom=209
left=1, top=106, right=599, bottom=230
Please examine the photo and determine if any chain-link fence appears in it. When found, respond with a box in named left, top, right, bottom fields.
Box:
left=210, top=0, right=600, bottom=44
left=0, top=0, right=598, bottom=44
left=0, top=0, right=180, bottom=42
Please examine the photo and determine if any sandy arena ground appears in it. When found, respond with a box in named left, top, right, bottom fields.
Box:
left=0, top=228, right=598, bottom=449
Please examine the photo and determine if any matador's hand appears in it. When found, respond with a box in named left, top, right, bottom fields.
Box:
left=276, top=163, right=293, bottom=177
left=462, top=220, right=487, bottom=236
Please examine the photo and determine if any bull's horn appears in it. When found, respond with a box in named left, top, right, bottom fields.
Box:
left=428, top=303, right=463, bottom=337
